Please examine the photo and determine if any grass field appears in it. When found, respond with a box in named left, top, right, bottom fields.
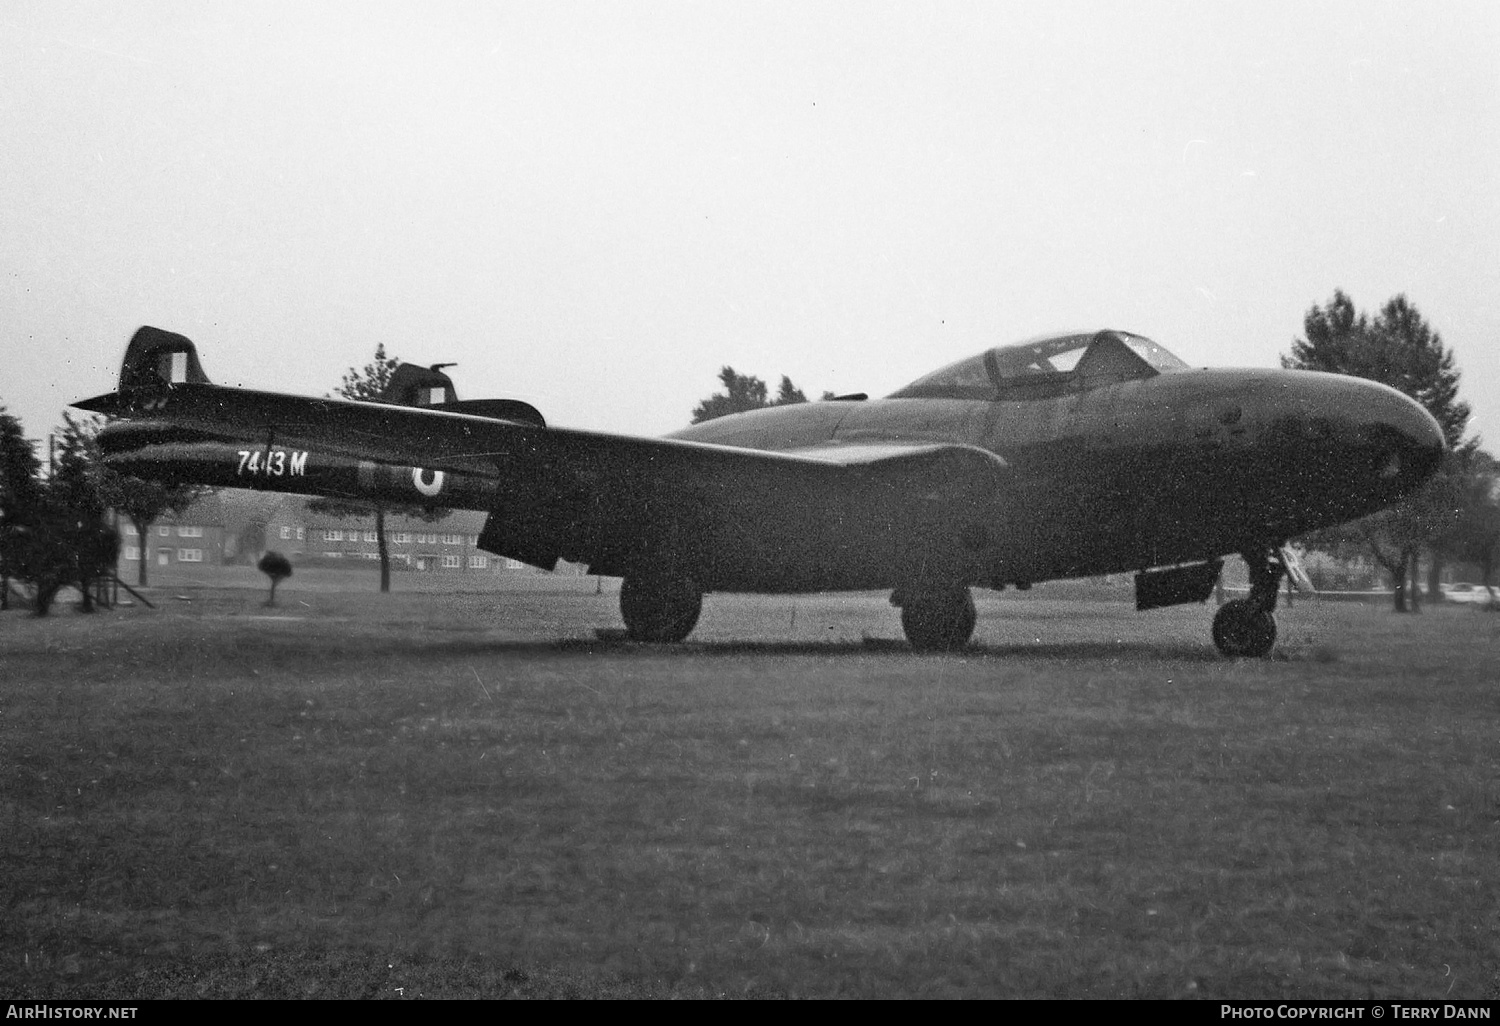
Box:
left=2, top=575, right=1498, bottom=999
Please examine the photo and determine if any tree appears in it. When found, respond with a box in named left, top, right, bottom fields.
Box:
left=774, top=376, right=807, bottom=406
left=0, top=406, right=43, bottom=610
left=307, top=345, right=446, bottom=592
left=334, top=343, right=401, bottom=404
left=2, top=412, right=124, bottom=616
left=2, top=416, right=119, bottom=616
left=1445, top=451, right=1500, bottom=596
left=691, top=367, right=815, bottom=424
left=48, top=415, right=120, bottom=613
left=258, top=550, right=292, bottom=606
left=1282, top=292, right=1473, bottom=611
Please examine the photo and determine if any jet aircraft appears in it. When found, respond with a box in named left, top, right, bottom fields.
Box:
left=76, top=326, right=1444, bottom=657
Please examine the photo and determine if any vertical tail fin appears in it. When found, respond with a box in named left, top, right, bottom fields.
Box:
left=381, top=362, right=458, bottom=407
left=119, top=326, right=211, bottom=390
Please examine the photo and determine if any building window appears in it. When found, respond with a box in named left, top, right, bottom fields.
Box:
left=124, top=546, right=139, bottom=561
left=442, top=555, right=461, bottom=569
left=468, top=555, right=488, bottom=569
left=324, top=530, right=342, bottom=542
left=122, top=523, right=137, bottom=536
left=178, top=525, right=203, bottom=538
left=177, top=548, right=203, bottom=562
left=296, top=527, right=305, bottom=540
left=393, top=532, right=411, bottom=544
left=442, top=533, right=462, bottom=545
left=279, top=526, right=292, bottom=540
left=158, top=526, right=170, bottom=536
left=364, top=531, right=378, bottom=543
left=363, top=552, right=380, bottom=560
left=322, top=551, right=342, bottom=559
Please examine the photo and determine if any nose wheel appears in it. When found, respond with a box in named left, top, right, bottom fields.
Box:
left=1212, top=547, right=1287, bottom=658
left=1212, top=599, right=1277, bottom=657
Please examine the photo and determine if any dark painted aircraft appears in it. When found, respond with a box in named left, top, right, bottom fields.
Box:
left=76, top=326, right=1444, bottom=656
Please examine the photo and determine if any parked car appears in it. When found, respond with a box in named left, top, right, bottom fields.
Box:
left=1441, top=582, right=1498, bottom=605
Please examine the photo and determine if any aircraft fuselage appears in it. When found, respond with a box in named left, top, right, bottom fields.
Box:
left=663, top=366, right=1442, bottom=592
left=99, top=367, right=1443, bottom=595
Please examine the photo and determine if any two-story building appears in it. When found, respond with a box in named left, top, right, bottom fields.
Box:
left=117, top=492, right=229, bottom=570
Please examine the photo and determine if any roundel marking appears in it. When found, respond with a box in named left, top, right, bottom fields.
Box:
left=413, top=467, right=445, bottom=496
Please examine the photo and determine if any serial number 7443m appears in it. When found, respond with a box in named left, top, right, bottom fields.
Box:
left=236, top=449, right=308, bottom=477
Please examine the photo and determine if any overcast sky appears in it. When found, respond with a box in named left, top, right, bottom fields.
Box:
left=3, top=1, right=1497, bottom=447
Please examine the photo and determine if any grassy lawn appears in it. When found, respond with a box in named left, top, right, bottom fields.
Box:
left=2, top=580, right=1498, bottom=998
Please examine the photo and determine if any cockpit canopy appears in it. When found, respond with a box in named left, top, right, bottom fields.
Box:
left=889, top=330, right=1190, bottom=401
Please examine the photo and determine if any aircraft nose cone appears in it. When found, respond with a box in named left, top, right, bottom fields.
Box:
left=1256, top=370, right=1448, bottom=534
left=1356, top=378, right=1446, bottom=491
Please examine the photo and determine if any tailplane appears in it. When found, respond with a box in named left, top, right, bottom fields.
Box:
left=76, top=326, right=546, bottom=428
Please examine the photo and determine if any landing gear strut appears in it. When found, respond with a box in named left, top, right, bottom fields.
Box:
left=1212, top=547, right=1286, bottom=658
left=894, top=586, right=976, bottom=652
left=619, top=574, right=702, bottom=643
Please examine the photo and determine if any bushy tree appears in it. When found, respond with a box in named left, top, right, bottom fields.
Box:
left=1445, top=452, right=1500, bottom=595
left=307, top=345, right=447, bottom=592
left=3, top=415, right=120, bottom=615
left=0, top=406, right=43, bottom=610
left=333, top=343, right=401, bottom=403
left=47, top=415, right=119, bottom=612
left=258, top=550, right=292, bottom=606
left=1283, top=292, right=1473, bottom=611
left=691, top=368, right=816, bottom=424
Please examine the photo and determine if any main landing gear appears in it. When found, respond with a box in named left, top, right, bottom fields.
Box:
left=619, top=574, right=703, bottom=643
left=893, top=586, right=977, bottom=652
left=1212, top=547, right=1287, bottom=658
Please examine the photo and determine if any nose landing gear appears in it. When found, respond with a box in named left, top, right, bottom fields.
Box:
left=1212, top=547, right=1288, bottom=658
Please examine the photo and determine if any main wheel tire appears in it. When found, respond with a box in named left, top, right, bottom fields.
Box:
left=1211, top=598, right=1277, bottom=658
left=619, top=575, right=703, bottom=643
left=900, top=587, right=977, bottom=652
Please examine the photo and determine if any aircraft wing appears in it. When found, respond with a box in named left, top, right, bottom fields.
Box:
left=79, top=381, right=1012, bottom=584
